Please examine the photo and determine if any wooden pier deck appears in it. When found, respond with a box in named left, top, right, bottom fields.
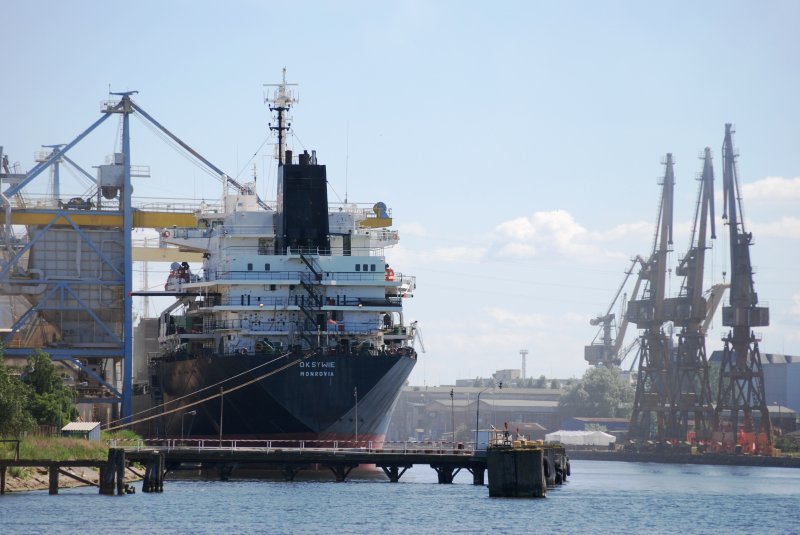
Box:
left=123, top=442, right=489, bottom=484
left=1, top=439, right=570, bottom=496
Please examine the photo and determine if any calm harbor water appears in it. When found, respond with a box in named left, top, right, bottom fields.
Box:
left=2, top=460, right=799, bottom=534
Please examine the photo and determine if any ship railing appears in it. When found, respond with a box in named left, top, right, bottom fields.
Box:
left=164, top=227, right=214, bottom=240
left=211, top=243, right=389, bottom=257
left=199, top=318, right=383, bottom=334
left=136, top=198, right=221, bottom=213
left=213, top=224, right=276, bottom=236
left=210, top=270, right=397, bottom=284
left=121, top=438, right=474, bottom=455
left=207, top=294, right=398, bottom=309
left=212, top=270, right=305, bottom=281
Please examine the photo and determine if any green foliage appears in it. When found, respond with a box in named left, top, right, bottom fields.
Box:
left=22, top=351, right=78, bottom=427
left=0, top=349, right=79, bottom=437
left=550, top=378, right=561, bottom=389
left=534, top=375, right=548, bottom=388
left=775, top=435, right=799, bottom=453
left=18, top=437, right=108, bottom=461
left=454, top=424, right=471, bottom=442
left=102, top=429, right=140, bottom=441
left=558, top=366, right=634, bottom=419
left=0, top=352, right=36, bottom=437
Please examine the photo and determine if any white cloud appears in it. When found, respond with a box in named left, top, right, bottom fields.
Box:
left=749, top=217, right=800, bottom=239
left=595, top=221, right=652, bottom=242
left=493, top=209, right=648, bottom=261
left=397, top=222, right=429, bottom=237
left=741, top=177, right=800, bottom=202
left=496, top=242, right=537, bottom=258
left=792, top=294, right=800, bottom=315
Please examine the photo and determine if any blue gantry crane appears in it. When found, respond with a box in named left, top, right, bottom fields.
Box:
left=0, top=93, right=246, bottom=424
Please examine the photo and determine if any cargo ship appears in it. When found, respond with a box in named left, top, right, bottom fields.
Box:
left=149, top=71, right=418, bottom=442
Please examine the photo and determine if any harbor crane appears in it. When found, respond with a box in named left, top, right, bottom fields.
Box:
left=585, top=255, right=646, bottom=368
left=715, top=124, right=772, bottom=452
left=664, top=148, right=717, bottom=441
left=627, top=154, right=675, bottom=442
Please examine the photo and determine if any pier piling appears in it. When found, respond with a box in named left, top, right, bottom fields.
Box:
left=468, top=463, right=486, bottom=485
left=431, top=464, right=461, bottom=484
left=487, top=446, right=546, bottom=498
left=379, top=465, right=411, bottom=482
left=100, top=448, right=126, bottom=495
left=48, top=464, right=59, bottom=495
left=143, top=452, right=165, bottom=492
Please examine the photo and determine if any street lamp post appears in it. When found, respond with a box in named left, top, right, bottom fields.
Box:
left=474, top=383, right=493, bottom=451
left=774, top=402, right=781, bottom=434
left=450, top=389, right=455, bottom=449
left=181, top=410, right=197, bottom=444
left=354, top=387, right=358, bottom=446
left=219, top=387, right=224, bottom=445
left=474, top=382, right=503, bottom=451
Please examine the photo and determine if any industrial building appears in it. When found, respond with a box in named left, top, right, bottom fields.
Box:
left=387, top=385, right=562, bottom=442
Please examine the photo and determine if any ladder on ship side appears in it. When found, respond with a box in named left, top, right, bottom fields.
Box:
left=297, top=253, right=326, bottom=349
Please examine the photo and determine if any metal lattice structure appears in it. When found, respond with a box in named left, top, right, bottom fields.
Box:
left=1, top=94, right=240, bottom=423
left=0, top=95, right=136, bottom=421
left=627, top=154, right=675, bottom=442
left=715, top=124, right=772, bottom=452
left=664, top=148, right=717, bottom=441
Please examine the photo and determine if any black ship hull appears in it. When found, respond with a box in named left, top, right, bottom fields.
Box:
left=151, top=351, right=415, bottom=442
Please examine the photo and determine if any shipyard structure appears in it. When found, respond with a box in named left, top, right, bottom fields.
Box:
left=584, top=125, right=778, bottom=454
left=1, top=73, right=419, bottom=443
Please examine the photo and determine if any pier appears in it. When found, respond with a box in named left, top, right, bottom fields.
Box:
left=1, top=438, right=569, bottom=496
left=122, top=440, right=491, bottom=485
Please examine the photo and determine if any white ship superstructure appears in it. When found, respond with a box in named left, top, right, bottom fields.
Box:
left=158, top=190, right=417, bottom=360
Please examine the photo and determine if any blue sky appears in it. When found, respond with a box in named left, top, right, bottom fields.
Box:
left=2, top=1, right=798, bottom=386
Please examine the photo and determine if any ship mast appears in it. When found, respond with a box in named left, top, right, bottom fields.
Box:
left=264, top=67, right=298, bottom=166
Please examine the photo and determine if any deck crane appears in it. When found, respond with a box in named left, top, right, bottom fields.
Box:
left=715, top=124, right=772, bottom=452
left=584, top=255, right=646, bottom=367
left=664, top=148, right=717, bottom=441
left=701, top=282, right=729, bottom=336
left=410, top=321, right=426, bottom=353
left=627, top=154, right=675, bottom=442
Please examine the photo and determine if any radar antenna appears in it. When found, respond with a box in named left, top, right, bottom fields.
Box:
left=264, top=67, right=299, bottom=166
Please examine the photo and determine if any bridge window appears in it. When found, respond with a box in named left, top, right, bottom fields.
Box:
left=247, top=263, right=253, bottom=271
left=355, top=264, right=361, bottom=271
left=264, top=263, right=271, bottom=271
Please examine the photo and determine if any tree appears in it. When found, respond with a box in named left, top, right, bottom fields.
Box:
left=22, top=351, right=78, bottom=427
left=550, top=378, right=561, bottom=390
left=534, top=375, right=548, bottom=389
left=558, top=366, right=634, bottom=419
left=0, top=351, right=36, bottom=436
left=454, top=423, right=471, bottom=442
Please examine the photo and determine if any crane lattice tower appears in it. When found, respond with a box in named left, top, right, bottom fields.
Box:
left=627, top=154, right=675, bottom=442
left=715, top=124, right=772, bottom=452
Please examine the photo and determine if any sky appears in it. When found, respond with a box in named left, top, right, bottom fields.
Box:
left=2, top=1, right=798, bottom=387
